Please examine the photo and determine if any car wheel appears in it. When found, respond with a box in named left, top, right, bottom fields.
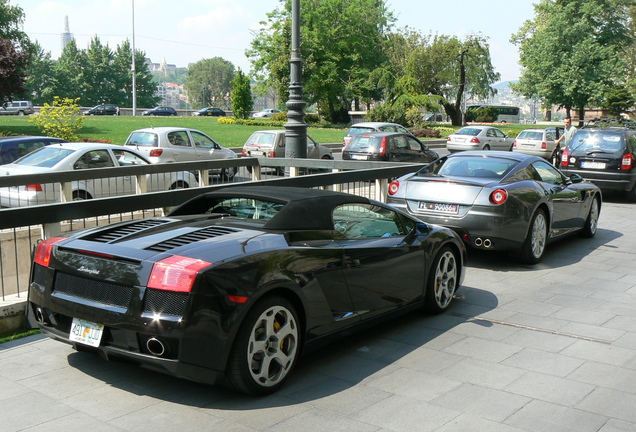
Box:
left=424, top=246, right=459, bottom=314
left=226, top=296, right=300, bottom=395
left=72, top=190, right=92, bottom=201
left=483, top=144, right=491, bottom=151
left=246, top=165, right=253, bottom=174
left=18, top=111, right=25, bottom=116
left=515, top=208, right=548, bottom=264
left=220, top=167, right=237, bottom=180
left=169, top=181, right=188, bottom=189
left=579, top=196, right=600, bottom=238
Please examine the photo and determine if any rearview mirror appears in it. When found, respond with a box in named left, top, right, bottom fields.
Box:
left=569, top=173, right=583, bottom=184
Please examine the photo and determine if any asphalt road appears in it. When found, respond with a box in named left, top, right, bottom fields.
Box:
left=1, top=194, right=635, bottom=432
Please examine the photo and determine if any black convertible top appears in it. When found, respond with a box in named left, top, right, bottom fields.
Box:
left=169, top=186, right=371, bottom=231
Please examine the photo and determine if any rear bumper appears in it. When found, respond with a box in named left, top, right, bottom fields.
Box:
left=560, top=168, right=636, bottom=191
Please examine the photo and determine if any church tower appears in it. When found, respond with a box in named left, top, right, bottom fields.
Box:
left=60, top=16, right=73, bottom=52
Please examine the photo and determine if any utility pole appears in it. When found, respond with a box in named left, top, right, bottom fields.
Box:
left=131, top=0, right=137, bottom=116
left=284, top=0, right=307, bottom=158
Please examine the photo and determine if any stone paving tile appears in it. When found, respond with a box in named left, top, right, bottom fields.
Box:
left=501, top=347, right=585, bottom=377
left=560, top=339, right=635, bottom=366
left=500, top=327, right=578, bottom=353
left=567, top=361, right=636, bottom=394
left=504, top=399, right=608, bottom=432
left=576, top=387, right=636, bottom=424
left=437, top=357, right=526, bottom=390
left=442, top=336, right=523, bottom=363
left=363, top=367, right=462, bottom=401
left=435, top=413, right=530, bottom=432
left=262, top=408, right=380, bottom=432
left=14, top=412, right=123, bottom=432
left=503, top=371, right=596, bottom=406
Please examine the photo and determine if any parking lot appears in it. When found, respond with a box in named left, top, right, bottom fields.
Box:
left=1, top=196, right=636, bottom=432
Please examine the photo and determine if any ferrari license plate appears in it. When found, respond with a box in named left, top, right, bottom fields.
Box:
left=581, top=161, right=606, bottom=169
left=69, top=318, right=104, bottom=347
left=419, top=202, right=459, bottom=214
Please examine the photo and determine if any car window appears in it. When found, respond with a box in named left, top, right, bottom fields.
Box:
left=73, top=150, right=115, bottom=170
left=14, top=146, right=75, bottom=167
left=127, top=132, right=158, bottom=147
left=435, top=156, right=518, bottom=179
left=246, top=132, right=276, bottom=147
left=407, top=137, right=423, bottom=151
left=455, top=128, right=481, bottom=136
left=629, top=134, right=636, bottom=153
left=532, top=161, right=565, bottom=185
left=545, top=131, right=556, bottom=141
left=191, top=131, right=219, bottom=149
left=393, top=135, right=409, bottom=150
left=494, top=129, right=505, bottom=138
left=569, top=130, right=624, bottom=153
left=346, top=136, right=380, bottom=152
left=206, top=198, right=284, bottom=221
left=486, top=129, right=496, bottom=137
left=115, top=149, right=149, bottom=166
left=397, top=125, right=409, bottom=134
left=346, top=126, right=375, bottom=136
left=333, top=203, right=412, bottom=239
left=167, top=131, right=191, bottom=147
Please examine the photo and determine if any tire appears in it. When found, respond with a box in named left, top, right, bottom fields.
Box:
left=514, top=208, right=548, bottom=264
left=169, top=181, right=188, bottom=190
left=424, top=246, right=459, bottom=314
left=72, top=190, right=92, bottom=201
left=246, top=166, right=253, bottom=174
left=579, top=196, right=600, bottom=238
left=483, top=144, right=491, bottom=151
left=18, top=111, right=25, bottom=116
left=226, top=296, right=300, bottom=395
left=220, top=167, right=237, bottom=180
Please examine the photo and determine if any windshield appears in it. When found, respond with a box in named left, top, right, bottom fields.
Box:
left=430, top=156, right=519, bottom=179
left=126, top=132, right=158, bottom=147
left=14, top=146, right=76, bottom=167
left=454, top=128, right=482, bottom=136
left=568, top=130, right=625, bottom=154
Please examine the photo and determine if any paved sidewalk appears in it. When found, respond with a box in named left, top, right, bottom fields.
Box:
left=1, top=198, right=635, bottom=432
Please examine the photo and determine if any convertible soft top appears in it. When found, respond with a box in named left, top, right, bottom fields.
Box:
left=168, top=186, right=371, bottom=231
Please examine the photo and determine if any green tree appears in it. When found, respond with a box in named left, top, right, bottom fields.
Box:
left=112, top=40, right=160, bottom=108
left=248, top=0, right=395, bottom=123
left=23, top=42, right=56, bottom=105
left=185, top=57, right=235, bottom=109
left=52, top=40, right=88, bottom=102
left=84, top=37, right=116, bottom=105
left=231, top=68, right=253, bottom=119
left=30, top=96, right=85, bottom=140
left=0, top=0, right=31, bottom=102
left=511, top=0, right=633, bottom=123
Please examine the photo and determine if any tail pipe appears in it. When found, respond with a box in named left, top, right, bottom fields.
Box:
left=146, top=338, right=167, bottom=357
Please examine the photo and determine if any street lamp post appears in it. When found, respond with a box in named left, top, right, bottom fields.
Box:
left=131, top=0, right=137, bottom=116
left=284, top=0, right=307, bottom=158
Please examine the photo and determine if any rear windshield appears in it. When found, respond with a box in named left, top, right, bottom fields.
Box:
left=207, top=198, right=284, bottom=222
left=126, top=132, right=158, bottom=147
left=14, top=146, right=75, bottom=167
left=454, top=128, right=482, bottom=136
left=518, top=131, right=543, bottom=140
left=245, top=132, right=277, bottom=147
left=430, top=156, right=519, bottom=179
left=346, top=135, right=380, bottom=152
left=346, top=126, right=375, bottom=137
left=569, top=130, right=626, bottom=153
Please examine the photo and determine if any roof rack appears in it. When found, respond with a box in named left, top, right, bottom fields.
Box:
left=580, top=118, right=636, bottom=130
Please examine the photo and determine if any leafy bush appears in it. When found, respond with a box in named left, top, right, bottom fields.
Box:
left=30, top=96, right=85, bottom=141
left=412, top=129, right=442, bottom=138
left=79, top=137, right=113, bottom=143
left=465, top=106, right=498, bottom=123
left=217, top=116, right=236, bottom=124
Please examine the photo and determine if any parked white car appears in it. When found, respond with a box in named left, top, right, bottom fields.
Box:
left=343, top=122, right=411, bottom=148
left=124, top=127, right=237, bottom=179
left=0, top=143, right=198, bottom=208
left=513, top=127, right=564, bottom=164
left=252, top=109, right=281, bottom=118
left=446, top=126, right=514, bottom=152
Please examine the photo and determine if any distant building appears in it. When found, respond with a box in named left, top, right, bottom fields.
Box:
left=146, top=57, right=178, bottom=76
left=60, top=16, right=73, bottom=51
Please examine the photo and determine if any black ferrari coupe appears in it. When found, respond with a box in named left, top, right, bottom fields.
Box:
left=29, top=186, right=466, bottom=395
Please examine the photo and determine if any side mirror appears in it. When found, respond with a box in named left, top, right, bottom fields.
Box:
left=569, top=173, right=583, bottom=184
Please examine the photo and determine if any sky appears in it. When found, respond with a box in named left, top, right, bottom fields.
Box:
left=11, top=0, right=539, bottom=84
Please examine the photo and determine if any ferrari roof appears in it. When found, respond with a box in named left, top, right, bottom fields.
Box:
left=169, top=186, right=371, bottom=231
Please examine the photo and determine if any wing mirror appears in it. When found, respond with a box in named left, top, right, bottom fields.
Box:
left=569, top=173, right=583, bottom=184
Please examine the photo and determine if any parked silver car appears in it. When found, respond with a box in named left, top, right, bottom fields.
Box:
left=0, top=143, right=199, bottom=208
left=241, top=130, right=333, bottom=175
left=513, top=127, right=563, bottom=164
left=124, top=127, right=237, bottom=179
left=446, top=126, right=514, bottom=152
left=343, top=122, right=411, bottom=147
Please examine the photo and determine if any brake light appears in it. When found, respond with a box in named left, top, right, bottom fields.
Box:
left=34, top=237, right=68, bottom=267
left=621, top=153, right=633, bottom=170
left=447, top=137, right=451, bottom=142
left=149, top=149, right=163, bottom=157
left=267, top=151, right=276, bottom=157
left=490, top=189, right=508, bottom=204
left=26, top=184, right=43, bottom=191
left=512, top=140, right=517, bottom=149
left=148, top=255, right=212, bottom=292
left=541, top=142, right=547, bottom=150
left=242, top=148, right=248, bottom=156
left=388, top=180, right=400, bottom=195
left=470, top=137, right=481, bottom=143
left=561, top=149, right=569, bottom=167
left=378, top=137, right=387, bottom=157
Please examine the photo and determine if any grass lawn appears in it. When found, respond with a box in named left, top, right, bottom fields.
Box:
left=0, top=116, right=349, bottom=148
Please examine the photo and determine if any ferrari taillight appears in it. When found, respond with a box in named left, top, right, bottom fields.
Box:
left=470, top=137, right=481, bottom=143
left=388, top=180, right=400, bottom=195
left=26, top=184, right=43, bottom=191
left=561, top=149, right=569, bottom=167
left=149, top=149, right=163, bottom=157
left=490, top=189, right=508, bottom=205
left=378, top=137, right=387, bottom=157
left=34, top=237, right=68, bottom=267
left=621, top=153, right=634, bottom=170
left=148, top=255, right=212, bottom=293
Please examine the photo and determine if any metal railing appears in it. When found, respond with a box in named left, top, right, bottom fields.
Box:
left=0, top=157, right=425, bottom=300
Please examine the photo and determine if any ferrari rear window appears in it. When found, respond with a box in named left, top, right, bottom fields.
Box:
left=435, top=156, right=518, bottom=179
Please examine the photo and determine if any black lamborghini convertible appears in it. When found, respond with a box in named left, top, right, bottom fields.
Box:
left=29, top=186, right=466, bottom=395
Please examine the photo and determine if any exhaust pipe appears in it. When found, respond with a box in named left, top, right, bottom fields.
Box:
left=474, top=238, right=483, bottom=247
left=35, top=308, right=45, bottom=323
left=483, top=239, right=492, bottom=248
left=146, top=338, right=167, bottom=357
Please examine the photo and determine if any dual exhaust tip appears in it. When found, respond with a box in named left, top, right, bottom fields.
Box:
left=474, top=238, right=493, bottom=248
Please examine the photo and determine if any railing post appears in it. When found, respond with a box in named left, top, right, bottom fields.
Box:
left=60, top=182, right=72, bottom=202
left=198, top=170, right=210, bottom=187
left=135, top=174, right=147, bottom=194
left=375, top=178, right=388, bottom=203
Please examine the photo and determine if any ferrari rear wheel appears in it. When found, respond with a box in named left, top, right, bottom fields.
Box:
left=515, top=209, right=547, bottom=264
left=227, top=296, right=300, bottom=395
left=579, top=196, right=600, bottom=238
left=425, top=246, right=459, bottom=314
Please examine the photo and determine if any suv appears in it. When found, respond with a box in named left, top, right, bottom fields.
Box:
left=560, top=119, right=636, bottom=200
left=0, top=136, right=67, bottom=164
left=83, top=104, right=119, bottom=116
left=0, top=101, right=34, bottom=116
